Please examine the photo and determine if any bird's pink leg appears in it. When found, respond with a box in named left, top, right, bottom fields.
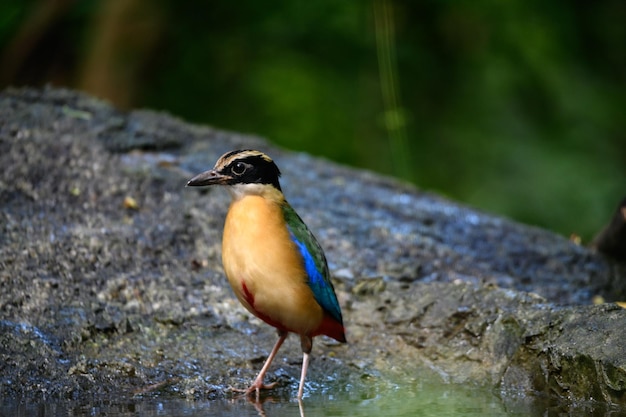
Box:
left=297, top=351, right=310, bottom=400
left=297, top=335, right=313, bottom=400
left=238, top=331, right=287, bottom=398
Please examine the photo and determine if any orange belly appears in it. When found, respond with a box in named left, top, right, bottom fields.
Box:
left=221, top=194, right=324, bottom=336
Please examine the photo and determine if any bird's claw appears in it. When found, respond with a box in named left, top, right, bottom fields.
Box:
left=230, top=381, right=278, bottom=398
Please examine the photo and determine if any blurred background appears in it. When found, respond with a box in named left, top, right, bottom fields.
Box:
left=1, top=0, right=624, bottom=241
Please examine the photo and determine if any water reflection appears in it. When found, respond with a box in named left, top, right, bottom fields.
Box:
left=2, top=378, right=624, bottom=417
left=245, top=396, right=305, bottom=417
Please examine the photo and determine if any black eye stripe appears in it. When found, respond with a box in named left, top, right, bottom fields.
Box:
left=217, top=153, right=282, bottom=191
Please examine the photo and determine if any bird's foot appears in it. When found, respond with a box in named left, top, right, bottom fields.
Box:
left=230, top=380, right=278, bottom=399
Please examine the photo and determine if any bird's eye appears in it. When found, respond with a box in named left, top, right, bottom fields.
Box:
left=231, top=162, right=247, bottom=176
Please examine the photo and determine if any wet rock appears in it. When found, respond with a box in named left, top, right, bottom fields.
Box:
left=1, top=86, right=626, bottom=408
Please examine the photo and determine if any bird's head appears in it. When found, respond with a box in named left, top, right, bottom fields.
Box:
left=187, top=149, right=282, bottom=195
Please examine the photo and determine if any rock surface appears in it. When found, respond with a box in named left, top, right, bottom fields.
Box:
left=1, top=87, right=626, bottom=409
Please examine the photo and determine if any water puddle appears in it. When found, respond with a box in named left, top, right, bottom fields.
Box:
left=2, top=375, right=618, bottom=417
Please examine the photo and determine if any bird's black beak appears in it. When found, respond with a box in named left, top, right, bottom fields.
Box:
left=187, top=169, right=231, bottom=187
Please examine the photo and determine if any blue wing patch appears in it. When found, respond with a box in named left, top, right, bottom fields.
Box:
left=289, top=231, right=343, bottom=324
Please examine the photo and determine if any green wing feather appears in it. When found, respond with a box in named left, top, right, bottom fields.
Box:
left=281, top=202, right=343, bottom=325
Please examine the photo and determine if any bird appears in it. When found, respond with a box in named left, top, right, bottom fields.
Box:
left=187, top=149, right=346, bottom=400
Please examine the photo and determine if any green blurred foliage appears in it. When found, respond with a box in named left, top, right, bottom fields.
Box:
left=1, top=0, right=625, bottom=240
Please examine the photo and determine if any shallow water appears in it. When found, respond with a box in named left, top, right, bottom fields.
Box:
left=2, top=377, right=618, bottom=417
